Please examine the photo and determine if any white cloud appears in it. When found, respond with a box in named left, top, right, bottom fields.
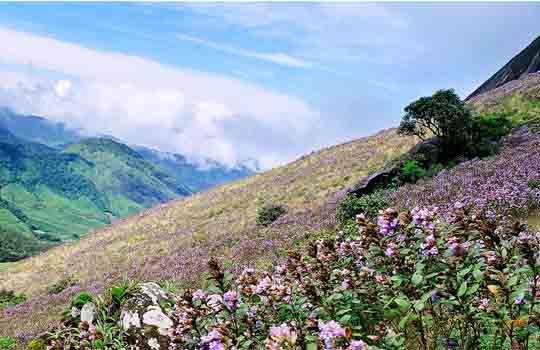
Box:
left=0, top=27, right=321, bottom=169
left=177, top=33, right=314, bottom=69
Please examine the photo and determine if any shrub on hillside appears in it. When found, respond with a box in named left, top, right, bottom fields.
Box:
left=256, top=203, right=287, bottom=227
left=336, top=190, right=389, bottom=227
left=47, top=277, right=78, bottom=295
left=468, top=112, right=514, bottom=157
left=399, top=160, right=427, bottom=183
left=40, top=205, right=540, bottom=349
left=0, top=336, right=14, bottom=350
left=0, top=229, right=44, bottom=262
left=398, top=89, right=473, bottom=159
left=0, top=289, right=26, bottom=310
left=392, top=127, right=540, bottom=220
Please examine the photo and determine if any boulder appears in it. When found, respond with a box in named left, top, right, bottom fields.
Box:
left=347, top=137, right=442, bottom=197
left=80, top=302, right=96, bottom=324
left=119, top=282, right=176, bottom=350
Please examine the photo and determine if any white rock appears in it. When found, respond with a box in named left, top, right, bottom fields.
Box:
left=80, top=302, right=96, bottom=324
left=143, top=306, right=173, bottom=335
left=121, top=310, right=141, bottom=330
left=140, top=282, right=167, bottom=305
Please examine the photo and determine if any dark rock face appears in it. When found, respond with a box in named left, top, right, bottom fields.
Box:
left=468, top=35, right=540, bottom=99
left=347, top=138, right=442, bottom=197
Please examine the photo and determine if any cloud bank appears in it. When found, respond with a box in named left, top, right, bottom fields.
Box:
left=0, top=27, right=321, bottom=169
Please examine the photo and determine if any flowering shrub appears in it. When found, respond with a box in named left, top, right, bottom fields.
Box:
left=392, top=127, right=540, bottom=220
left=39, top=202, right=540, bottom=349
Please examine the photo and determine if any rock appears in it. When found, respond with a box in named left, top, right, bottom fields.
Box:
left=80, top=302, right=96, bottom=324
left=119, top=282, right=176, bottom=350
left=347, top=137, right=442, bottom=197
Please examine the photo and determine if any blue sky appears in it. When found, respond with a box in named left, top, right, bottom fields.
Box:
left=0, top=3, right=539, bottom=169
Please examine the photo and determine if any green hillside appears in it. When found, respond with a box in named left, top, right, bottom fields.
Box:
left=0, top=132, right=192, bottom=262
left=64, top=138, right=191, bottom=217
left=135, top=146, right=254, bottom=193
left=0, top=129, right=109, bottom=261
left=0, top=108, right=81, bottom=148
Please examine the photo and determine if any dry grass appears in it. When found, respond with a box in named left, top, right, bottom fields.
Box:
left=0, top=128, right=417, bottom=339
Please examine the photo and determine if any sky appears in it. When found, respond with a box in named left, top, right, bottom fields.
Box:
left=0, top=2, right=539, bottom=170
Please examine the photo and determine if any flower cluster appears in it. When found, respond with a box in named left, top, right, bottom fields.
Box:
left=40, top=203, right=540, bottom=350
left=392, top=127, right=540, bottom=220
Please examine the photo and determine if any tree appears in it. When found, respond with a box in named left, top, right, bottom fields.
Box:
left=398, top=89, right=472, bottom=158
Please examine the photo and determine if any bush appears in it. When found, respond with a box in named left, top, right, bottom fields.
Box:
left=398, top=89, right=473, bottom=159
left=529, top=179, right=540, bottom=189
left=256, top=203, right=287, bottom=227
left=0, top=289, right=26, bottom=309
left=468, top=112, right=514, bottom=157
left=0, top=229, right=45, bottom=263
left=70, top=292, right=92, bottom=309
left=336, top=190, right=389, bottom=227
left=47, top=276, right=78, bottom=295
left=0, top=337, right=14, bottom=350
left=399, top=160, right=427, bottom=183
left=27, top=339, right=46, bottom=350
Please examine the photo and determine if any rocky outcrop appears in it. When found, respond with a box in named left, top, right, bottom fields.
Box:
left=120, top=282, right=175, bottom=350
left=346, top=137, right=442, bottom=197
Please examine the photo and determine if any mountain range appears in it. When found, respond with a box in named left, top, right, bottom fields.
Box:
left=0, top=109, right=253, bottom=261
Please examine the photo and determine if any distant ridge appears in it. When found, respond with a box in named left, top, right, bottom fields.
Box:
left=468, top=35, right=540, bottom=99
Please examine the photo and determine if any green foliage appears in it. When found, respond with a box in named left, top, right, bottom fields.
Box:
left=468, top=112, right=514, bottom=157
left=399, top=160, right=427, bottom=183
left=27, top=339, right=46, bottom=350
left=481, top=93, right=540, bottom=125
left=256, top=203, right=287, bottom=227
left=28, top=338, right=47, bottom=350
left=0, top=337, right=15, bottom=350
left=47, top=277, right=78, bottom=295
left=336, top=190, right=389, bottom=227
left=71, top=292, right=93, bottom=309
left=0, top=229, right=46, bottom=262
left=0, top=289, right=26, bottom=309
left=0, top=132, right=193, bottom=262
left=399, top=89, right=473, bottom=158
left=529, top=179, right=540, bottom=190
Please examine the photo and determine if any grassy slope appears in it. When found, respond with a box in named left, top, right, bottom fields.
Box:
left=468, top=73, right=540, bottom=117
left=0, top=128, right=416, bottom=338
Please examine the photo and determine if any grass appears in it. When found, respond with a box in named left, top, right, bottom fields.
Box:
left=0, top=128, right=417, bottom=340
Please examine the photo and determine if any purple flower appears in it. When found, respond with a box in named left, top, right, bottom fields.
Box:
left=319, top=320, right=347, bottom=348
left=515, top=295, right=526, bottom=305
left=431, top=291, right=439, bottom=304
left=350, top=340, right=367, bottom=350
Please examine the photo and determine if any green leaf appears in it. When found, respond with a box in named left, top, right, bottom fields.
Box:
left=457, top=281, right=468, bottom=297
left=340, top=314, right=352, bottom=324
left=472, top=269, right=484, bottom=281
left=306, top=344, right=318, bottom=350
left=507, top=275, right=519, bottom=288
left=466, top=283, right=480, bottom=296
left=391, top=275, right=404, bottom=287
left=394, top=297, right=411, bottom=311
left=412, top=272, right=424, bottom=286
left=414, top=300, right=425, bottom=312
